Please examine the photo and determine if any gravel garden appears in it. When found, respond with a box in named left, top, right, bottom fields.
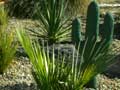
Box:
left=0, top=0, right=120, bottom=90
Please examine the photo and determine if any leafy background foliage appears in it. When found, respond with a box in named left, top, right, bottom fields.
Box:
left=6, top=0, right=41, bottom=18
left=6, top=0, right=112, bottom=18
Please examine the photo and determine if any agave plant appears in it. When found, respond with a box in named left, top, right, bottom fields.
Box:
left=0, top=6, right=17, bottom=74
left=28, top=0, right=71, bottom=44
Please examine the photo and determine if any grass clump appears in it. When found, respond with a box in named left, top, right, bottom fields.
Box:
left=0, top=6, right=17, bottom=74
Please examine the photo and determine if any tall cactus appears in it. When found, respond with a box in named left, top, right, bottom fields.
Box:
left=72, top=1, right=114, bottom=89
left=84, top=1, right=100, bottom=62
left=102, top=12, right=114, bottom=46
left=85, top=1, right=99, bottom=41
left=72, top=18, right=81, bottom=47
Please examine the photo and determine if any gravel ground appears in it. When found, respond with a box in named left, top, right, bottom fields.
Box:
left=0, top=58, right=37, bottom=90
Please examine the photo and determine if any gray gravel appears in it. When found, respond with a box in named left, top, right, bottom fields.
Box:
left=0, top=58, right=120, bottom=90
left=0, top=58, right=37, bottom=90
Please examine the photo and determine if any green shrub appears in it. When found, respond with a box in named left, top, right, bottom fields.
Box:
left=0, top=6, right=17, bottom=74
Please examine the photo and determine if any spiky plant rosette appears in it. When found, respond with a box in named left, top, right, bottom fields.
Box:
left=16, top=28, right=72, bottom=90
left=28, top=0, right=71, bottom=44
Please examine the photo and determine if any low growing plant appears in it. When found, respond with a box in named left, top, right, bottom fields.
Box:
left=0, top=6, right=17, bottom=74
left=17, top=29, right=72, bottom=90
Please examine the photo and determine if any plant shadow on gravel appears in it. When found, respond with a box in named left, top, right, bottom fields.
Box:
left=103, top=72, right=120, bottom=79
left=0, top=83, right=37, bottom=90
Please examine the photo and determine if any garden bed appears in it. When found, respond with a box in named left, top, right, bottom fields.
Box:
left=1, top=0, right=120, bottom=89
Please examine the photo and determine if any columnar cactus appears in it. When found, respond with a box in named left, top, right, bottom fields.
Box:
left=84, top=1, right=99, bottom=62
left=72, top=18, right=81, bottom=47
left=85, top=1, right=99, bottom=41
left=102, top=12, right=114, bottom=46
left=72, top=1, right=114, bottom=89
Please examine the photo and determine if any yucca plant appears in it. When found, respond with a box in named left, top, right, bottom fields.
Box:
left=28, top=0, right=71, bottom=44
left=0, top=6, right=17, bottom=74
left=17, top=27, right=117, bottom=90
